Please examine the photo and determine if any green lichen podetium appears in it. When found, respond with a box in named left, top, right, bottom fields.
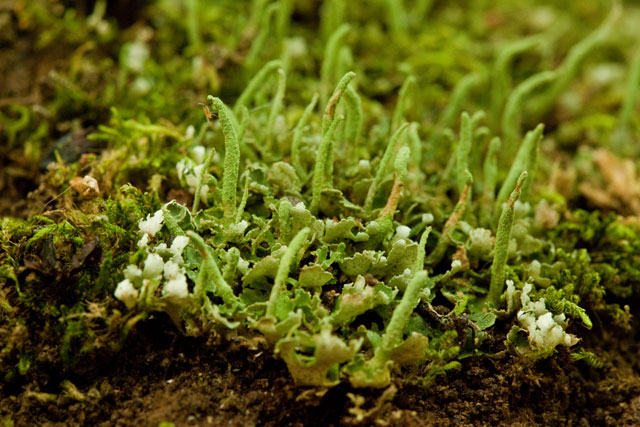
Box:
left=291, top=93, right=319, bottom=179
left=495, top=124, right=543, bottom=210
left=234, top=60, right=283, bottom=115
left=207, top=96, right=240, bottom=223
left=187, top=231, right=238, bottom=308
left=364, top=123, right=410, bottom=213
left=311, top=71, right=355, bottom=214
left=353, top=270, right=429, bottom=387
left=487, top=171, right=528, bottom=307
left=265, top=227, right=310, bottom=319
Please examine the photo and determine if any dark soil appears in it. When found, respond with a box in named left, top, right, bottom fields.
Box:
left=2, top=315, right=640, bottom=426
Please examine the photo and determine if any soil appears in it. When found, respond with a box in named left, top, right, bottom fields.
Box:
left=1, top=314, right=640, bottom=426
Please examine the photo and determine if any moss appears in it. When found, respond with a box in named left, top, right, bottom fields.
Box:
left=1, top=0, right=640, bottom=391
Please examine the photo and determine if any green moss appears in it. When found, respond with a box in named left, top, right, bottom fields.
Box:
left=2, top=0, right=640, bottom=390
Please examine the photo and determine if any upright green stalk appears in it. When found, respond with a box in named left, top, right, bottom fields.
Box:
left=383, top=0, right=408, bottom=36
left=495, top=124, right=543, bottom=209
left=322, top=71, right=356, bottom=135
left=234, top=60, right=283, bottom=115
left=408, top=122, right=423, bottom=171
left=317, top=71, right=356, bottom=196
left=266, top=227, right=310, bottom=318
left=186, top=0, right=202, bottom=53
left=278, top=198, right=292, bottom=244
left=267, top=68, right=287, bottom=150
left=235, top=174, right=250, bottom=224
left=188, top=231, right=237, bottom=307
left=379, top=145, right=412, bottom=219
left=501, top=71, right=555, bottom=151
left=275, top=0, right=294, bottom=42
left=481, top=136, right=501, bottom=226
left=490, top=35, right=544, bottom=127
left=487, top=172, right=527, bottom=307
left=320, top=0, right=346, bottom=41
left=428, top=73, right=482, bottom=147
left=392, top=75, right=416, bottom=132
left=415, top=226, right=432, bottom=274
left=530, top=2, right=621, bottom=117
left=192, top=147, right=215, bottom=213
left=291, top=93, right=319, bottom=179
left=427, top=171, right=472, bottom=265
left=344, top=85, right=363, bottom=158
left=369, top=271, right=428, bottom=372
left=245, top=3, right=280, bottom=72
left=248, top=0, right=268, bottom=33
left=619, top=49, right=640, bottom=131
left=309, top=71, right=354, bottom=213
left=364, top=123, right=410, bottom=213
left=310, top=115, right=344, bottom=214
left=455, top=112, right=472, bottom=194
left=321, top=24, right=351, bottom=105
left=207, top=96, right=240, bottom=222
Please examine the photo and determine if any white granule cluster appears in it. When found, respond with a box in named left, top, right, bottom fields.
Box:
left=116, top=217, right=194, bottom=309
left=163, top=260, right=188, bottom=300
left=468, top=228, right=492, bottom=257
left=395, top=225, right=411, bottom=240
left=170, top=235, right=190, bottom=263
left=138, top=209, right=164, bottom=236
left=517, top=283, right=578, bottom=351
left=114, top=279, right=138, bottom=309
left=143, top=253, right=164, bottom=279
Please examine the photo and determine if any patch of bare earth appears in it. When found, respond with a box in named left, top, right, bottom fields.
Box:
left=2, top=316, right=640, bottom=426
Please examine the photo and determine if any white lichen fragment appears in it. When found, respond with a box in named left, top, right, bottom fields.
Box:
left=114, top=279, right=139, bottom=309
left=505, top=279, right=517, bottom=312
left=138, top=209, right=164, bottom=236
left=395, top=225, right=411, bottom=240
left=237, top=257, right=250, bottom=275
left=143, top=253, right=164, bottom=279
left=163, top=260, right=182, bottom=280
left=170, top=235, right=190, bottom=263
left=124, top=265, right=142, bottom=282
left=176, top=159, right=209, bottom=199
left=468, top=228, right=493, bottom=258
left=164, top=274, right=189, bottom=300
left=517, top=283, right=579, bottom=352
left=192, top=145, right=205, bottom=163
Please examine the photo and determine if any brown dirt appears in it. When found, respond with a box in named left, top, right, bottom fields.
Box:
left=2, top=315, right=640, bottom=426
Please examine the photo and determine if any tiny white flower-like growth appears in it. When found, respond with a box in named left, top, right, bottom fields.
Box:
left=176, top=159, right=209, bottom=200
left=164, top=275, right=189, bottom=300
left=517, top=283, right=579, bottom=351
left=170, top=235, right=190, bottom=263
left=395, top=225, right=411, bottom=240
left=114, top=279, right=138, bottom=309
left=143, top=253, right=164, bottom=279
left=138, top=209, right=164, bottom=236
left=237, top=257, right=250, bottom=275
left=163, top=260, right=189, bottom=300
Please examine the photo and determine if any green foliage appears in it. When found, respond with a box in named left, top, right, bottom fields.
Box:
left=207, top=96, right=241, bottom=224
left=488, top=172, right=527, bottom=307
left=571, top=349, right=605, bottom=369
left=3, top=0, right=640, bottom=393
left=364, top=123, right=409, bottom=213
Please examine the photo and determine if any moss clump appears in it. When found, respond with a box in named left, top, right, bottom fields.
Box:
left=1, top=0, right=640, bottom=394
